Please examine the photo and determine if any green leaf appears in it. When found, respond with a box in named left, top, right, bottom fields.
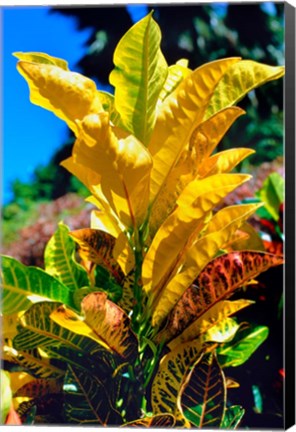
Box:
left=205, top=60, right=285, bottom=119
left=252, top=384, right=263, bottom=413
left=179, top=353, right=226, bottom=428
left=109, top=12, right=168, bottom=145
left=0, top=256, right=75, bottom=314
left=217, top=325, right=269, bottom=367
left=221, top=405, right=245, bottom=429
left=64, top=365, right=122, bottom=425
left=255, top=172, right=284, bottom=221
left=1, top=370, right=12, bottom=423
left=3, top=347, right=65, bottom=379
left=12, top=302, right=108, bottom=363
left=44, top=222, right=89, bottom=291
left=157, top=59, right=191, bottom=105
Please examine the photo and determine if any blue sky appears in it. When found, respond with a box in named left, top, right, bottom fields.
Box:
left=2, top=7, right=94, bottom=203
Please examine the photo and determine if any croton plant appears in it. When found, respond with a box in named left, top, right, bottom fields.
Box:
left=1, top=12, right=284, bottom=427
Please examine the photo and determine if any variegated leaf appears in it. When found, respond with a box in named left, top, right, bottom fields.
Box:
left=151, top=339, right=204, bottom=418
left=14, top=379, right=62, bottom=398
left=0, top=256, right=75, bottom=314
left=221, top=405, right=245, bottom=429
left=3, top=347, right=65, bottom=380
left=13, top=302, right=108, bottom=360
left=151, top=203, right=259, bottom=328
left=159, top=251, right=283, bottom=342
left=44, top=222, right=89, bottom=291
left=179, top=352, right=226, bottom=428
left=217, top=325, right=269, bottom=367
left=167, top=300, right=252, bottom=350
left=81, top=292, right=138, bottom=362
left=157, top=59, right=191, bottom=106
left=110, top=12, right=168, bottom=145
left=123, top=413, right=176, bottom=427
left=69, top=228, right=124, bottom=283
left=63, top=365, right=122, bottom=425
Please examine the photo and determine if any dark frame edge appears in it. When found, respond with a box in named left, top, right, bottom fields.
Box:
left=284, top=1, right=296, bottom=430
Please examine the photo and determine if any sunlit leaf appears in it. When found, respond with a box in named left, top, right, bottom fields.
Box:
left=198, top=148, right=255, bottom=177
left=13, top=302, right=107, bottom=361
left=64, top=365, right=122, bottom=425
left=179, top=353, right=226, bottom=428
left=71, top=112, right=152, bottom=228
left=151, top=202, right=258, bottom=328
left=218, top=325, right=269, bottom=367
left=143, top=173, right=251, bottom=299
left=149, top=57, right=241, bottom=204
left=69, top=228, right=124, bottom=283
left=110, top=12, right=168, bottom=145
left=44, top=222, right=89, bottom=291
left=0, top=256, right=75, bottom=314
left=205, top=60, right=285, bottom=119
left=16, top=60, right=102, bottom=134
left=148, top=107, right=245, bottom=236
left=157, top=59, right=191, bottom=106
left=190, top=107, right=245, bottom=167
left=221, top=405, right=245, bottom=429
left=14, top=51, right=69, bottom=70
left=1, top=370, right=12, bottom=423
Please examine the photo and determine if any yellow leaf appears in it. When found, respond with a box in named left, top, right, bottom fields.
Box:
left=16, top=61, right=102, bottom=135
left=151, top=339, right=204, bottom=418
left=50, top=305, right=112, bottom=353
left=148, top=107, right=245, bottom=237
left=205, top=60, right=285, bottom=119
left=157, top=58, right=191, bottom=106
left=14, top=51, right=69, bottom=70
left=190, top=106, right=245, bottom=168
left=198, top=148, right=255, bottom=177
left=168, top=299, right=253, bottom=350
left=113, top=232, right=135, bottom=275
left=226, top=221, right=265, bottom=252
left=204, top=203, right=263, bottom=235
left=9, top=372, right=35, bottom=395
left=143, top=174, right=251, bottom=298
left=149, top=58, right=241, bottom=204
left=72, top=112, right=152, bottom=228
left=151, top=202, right=258, bottom=327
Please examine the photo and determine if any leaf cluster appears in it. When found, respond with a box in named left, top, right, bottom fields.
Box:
left=1, top=13, right=284, bottom=427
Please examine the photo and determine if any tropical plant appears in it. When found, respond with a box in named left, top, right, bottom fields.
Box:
left=1, top=13, right=284, bottom=427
